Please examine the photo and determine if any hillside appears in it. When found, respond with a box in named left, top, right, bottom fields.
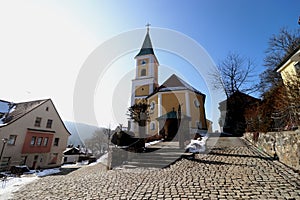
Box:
left=64, top=121, right=103, bottom=146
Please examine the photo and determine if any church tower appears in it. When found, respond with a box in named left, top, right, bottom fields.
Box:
left=131, top=26, right=159, bottom=106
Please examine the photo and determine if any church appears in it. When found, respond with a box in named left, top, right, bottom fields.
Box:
left=130, top=27, right=208, bottom=140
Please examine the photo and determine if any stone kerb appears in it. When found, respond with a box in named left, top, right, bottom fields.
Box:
left=244, top=130, right=300, bottom=171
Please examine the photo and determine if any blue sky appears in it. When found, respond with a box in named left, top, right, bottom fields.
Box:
left=0, top=0, right=299, bottom=130
left=75, top=0, right=299, bottom=67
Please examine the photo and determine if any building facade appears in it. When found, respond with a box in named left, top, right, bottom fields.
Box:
left=0, top=99, right=70, bottom=170
left=219, top=91, right=261, bottom=135
left=130, top=28, right=208, bottom=139
left=276, top=46, right=300, bottom=83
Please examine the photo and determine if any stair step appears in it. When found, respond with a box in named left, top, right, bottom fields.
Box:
left=131, top=158, right=177, bottom=163
left=120, top=143, right=195, bottom=169
left=126, top=161, right=175, bottom=168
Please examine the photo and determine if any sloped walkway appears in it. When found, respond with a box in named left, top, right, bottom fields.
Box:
left=12, top=137, right=300, bottom=199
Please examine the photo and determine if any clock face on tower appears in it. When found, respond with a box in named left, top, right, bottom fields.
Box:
left=141, top=60, right=146, bottom=65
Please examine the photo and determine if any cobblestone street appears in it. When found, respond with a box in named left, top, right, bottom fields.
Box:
left=12, top=137, right=300, bottom=199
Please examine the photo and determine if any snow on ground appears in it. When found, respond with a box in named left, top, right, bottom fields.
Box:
left=0, top=168, right=61, bottom=200
left=0, top=175, right=37, bottom=200
left=89, top=153, right=108, bottom=166
left=145, top=139, right=163, bottom=147
left=35, top=168, right=61, bottom=177
left=186, top=135, right=208, bottom=153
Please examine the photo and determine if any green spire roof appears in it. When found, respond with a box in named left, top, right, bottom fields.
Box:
left=135, top=31, right=155, bottom=57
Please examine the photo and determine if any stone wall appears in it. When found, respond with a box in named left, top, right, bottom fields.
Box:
left=244, top=130, right=300, bottom=171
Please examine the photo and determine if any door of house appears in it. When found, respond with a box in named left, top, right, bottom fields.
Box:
left=32, top=155, right=38, bottom=169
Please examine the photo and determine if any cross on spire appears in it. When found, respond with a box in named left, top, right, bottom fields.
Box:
left=146, top=23, right=151, bottom=33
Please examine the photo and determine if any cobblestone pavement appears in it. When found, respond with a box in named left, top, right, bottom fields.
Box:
left=12, top=137, right=300, bottom=199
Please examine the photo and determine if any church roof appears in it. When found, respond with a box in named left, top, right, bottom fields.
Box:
left=135, top=31, right=155, bottom=57
left=147, top=74, right=205, bottom=98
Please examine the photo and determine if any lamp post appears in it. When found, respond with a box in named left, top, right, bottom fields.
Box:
left=0, top=138, right=8, bottom=161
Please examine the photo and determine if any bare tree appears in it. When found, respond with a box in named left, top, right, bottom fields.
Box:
left=265, top=27, right=300, bottom=68
left=84, top=129, right=107, bottom=158
left=260, top=27, right=300, bottom=93
left=255, top=27, right=300, bottom=131
left=127, top=99, right=149, bottom=138
left=245, top=73, right=300, bottom=132
left=211, top=52, right=257, bottom=98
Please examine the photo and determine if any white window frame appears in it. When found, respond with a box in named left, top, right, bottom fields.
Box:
left=7, top=135, right=17, bottom=145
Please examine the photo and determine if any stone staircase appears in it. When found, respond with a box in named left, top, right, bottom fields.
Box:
left=124, top=142, right=193, bottom=168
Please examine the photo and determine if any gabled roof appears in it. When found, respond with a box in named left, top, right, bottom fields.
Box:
left=219, top=91, right=261, bottom=107
left=275, top=44, right=300, bottom=72
left=135, top=31, right=155, bottom=57
left=0, top=98, right=71, bottom=135
left=63, top=147, right=82, bottom=155
left=147, top=74, right=205, bottom=98
left=1, top=99, right=47, bottom=124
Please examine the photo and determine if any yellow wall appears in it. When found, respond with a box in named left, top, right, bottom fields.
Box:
left=282, top=64, right=298, bottom=83
left=135, top=85, right=149, bottom=96
left=146, top=90, right=207, bottom=136
left=137, top=58, right=149, bottom=78
left=147, top=95, right=158, bottom=136
left=161, top=92, right=184, bottom=114
left=278, top=60, right=299, bottom=84
left=189, top=92, right=205, bottom=129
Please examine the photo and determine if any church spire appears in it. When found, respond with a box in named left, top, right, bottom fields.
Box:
left=146, top=23, right=151, bottom=33
left=135, top=24, right=155, bottom=57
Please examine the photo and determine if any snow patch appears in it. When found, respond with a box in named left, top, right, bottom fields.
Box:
left=145, top=139, right=163, bottom=147
left=186, top=136, right=208, bottom=153
left=0, top=168, right=61, bottom=199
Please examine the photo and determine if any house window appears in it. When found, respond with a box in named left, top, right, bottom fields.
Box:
left=7, top=135, right=17, bottom=145
left=37, top=137, right=42, bottom=146
left=53, top=138, right=59, bottom=146
left=43, top=137, right=49, bottom=146
left=34, top=117, right=42, bottom=127
left=141, top=69, right=146, bottom=76
left=46, top=119, right=53, bottom=128
left=30, top=136, right=36, bottom=146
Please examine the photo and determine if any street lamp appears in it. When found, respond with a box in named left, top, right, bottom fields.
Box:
left=0, top=138, right=8, bottom=161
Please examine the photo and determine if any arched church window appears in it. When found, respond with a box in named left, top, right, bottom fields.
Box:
left=141, top=69, right=146, bottom=76
left=194, top=98, right=200, bottom=107
left=150, top=121, right=156, bottom=130
left=150, top=101, right=155, bottom=110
